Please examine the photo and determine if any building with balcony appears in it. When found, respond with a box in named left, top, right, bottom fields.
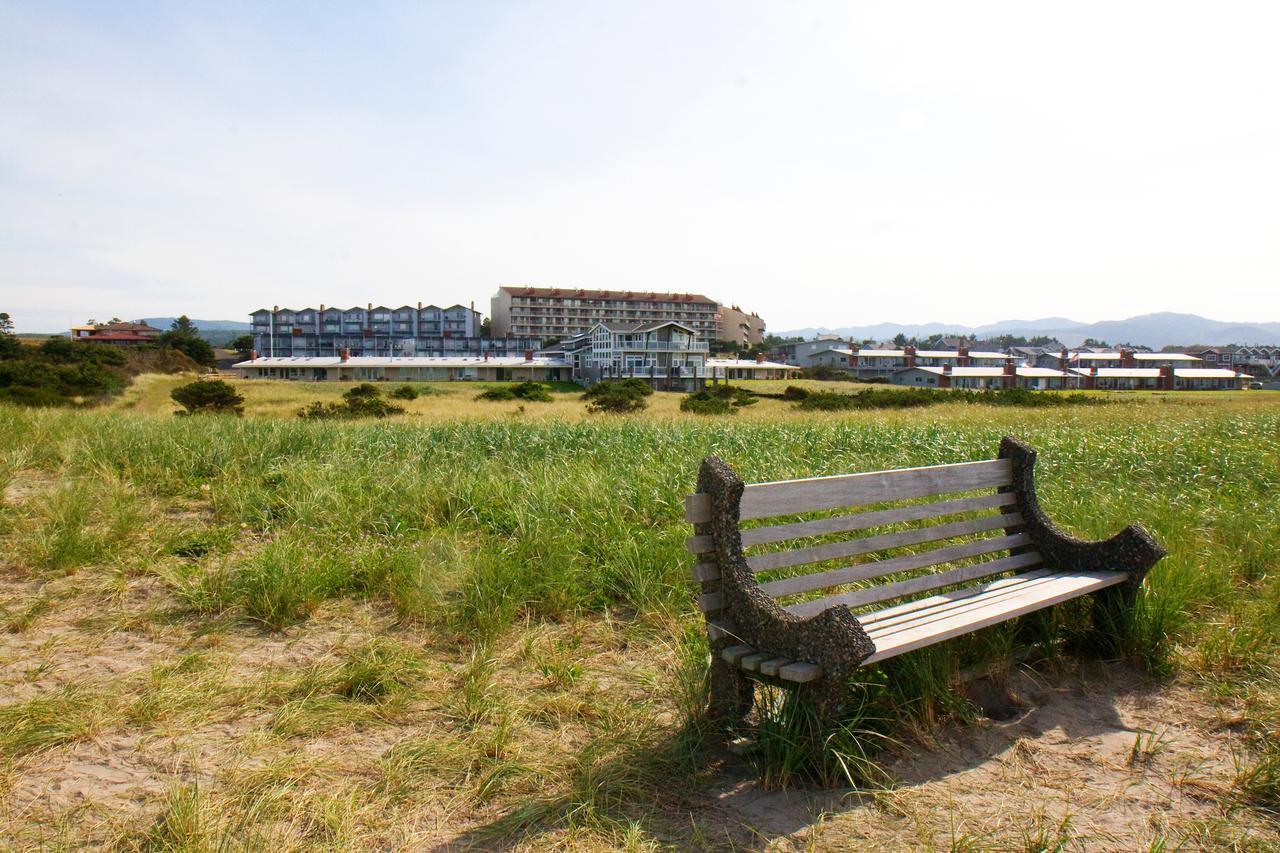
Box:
left=250, top=302, right=538, bottom=358
left=234, top=353, right=572, bottom=383
left=552, top=320, right=797, bottom=390
left=491, top=286, right=759, bottom=343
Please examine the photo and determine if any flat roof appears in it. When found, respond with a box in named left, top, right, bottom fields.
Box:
left=1133, top=352, right=1201, bottom=361
left=900, top=366, right=1066, bottom=378
left=499, top=286, right=716, bottom=305
left=707, top=359, right=800, bottom=370
left=235, top=356, right=571, bottom=368
left=1069, top=368, right=1160, bottom=378
left=854, top=349, right=906, bottom=357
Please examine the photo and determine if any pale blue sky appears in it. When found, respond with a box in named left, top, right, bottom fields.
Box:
left=2, top=1, right=1278, bottom=333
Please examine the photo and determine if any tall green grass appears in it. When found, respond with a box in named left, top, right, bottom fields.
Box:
left=1, top=401, right=1277, bottom=788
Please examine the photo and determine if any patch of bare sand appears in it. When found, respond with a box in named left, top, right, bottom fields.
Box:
left=702, top=664, right=1274, bottom=849
left=1, top=470, right=58, bottom=506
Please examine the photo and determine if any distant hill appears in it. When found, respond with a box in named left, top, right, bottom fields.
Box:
left=779, top=312, right=1280, bottom=348
left=140, top=318, right=250, bottom=332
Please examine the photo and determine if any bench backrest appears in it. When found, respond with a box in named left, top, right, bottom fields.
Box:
left=685, top=458, right=1043, bottom=616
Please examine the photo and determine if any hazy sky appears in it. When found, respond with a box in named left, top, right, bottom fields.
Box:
left=2, top=1, right=1278, bottom=333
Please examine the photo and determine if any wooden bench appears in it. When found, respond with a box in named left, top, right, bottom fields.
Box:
left=684, top=436, right=1165, bottom=723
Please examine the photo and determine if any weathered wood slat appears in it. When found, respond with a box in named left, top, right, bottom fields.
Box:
left=860, top=571, right=1127, bottom=665
left=721, top=645, right=754, bottom=665
left=859, top=569, right=1057, bottom=633
left=685, top=493, right=712, bottom=524
left=759, top=532, right=1033, bottom=600
left=691, top=561, right=719, bottom=582
left=686, top=534, right=714, bottom=554
left=697, top=591, right=725, bottom=612
left=705, top=619, right=737, bottom=642
left=863, top=571, right=1071, bottom=639
left=778, top=662, right=823, bottom=682
left=745, top=513, right=1022, bottom=573
left=737, top=492, right=1018, bottom=549
left=785, top=550, right=1042, bottom=617
left=758, top=657, right=790, bottom=677
left=740, top=652, right=770, bottom=671
left=738, top=459, right=1013, bottom=520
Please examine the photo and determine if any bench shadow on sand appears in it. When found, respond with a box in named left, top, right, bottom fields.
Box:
left=441, top=661, right=1160, bottom=850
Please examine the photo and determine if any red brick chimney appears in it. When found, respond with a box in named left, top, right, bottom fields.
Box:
left=905, top=345, right=917, bottom=367
left=1084, top=366, right=1097, bottom=390
left=756, top=353, right=765, bottom=363
left=250, top=350, right=258, bottom=362
left=939, top=363, right=952, bottom=389
left=340, top=347, right=350, bottom=362
left=524, top=350, right=534, bottom=362
left=1003, top=358, right=1016, bottom=389
left=957, top=344, right=970, bottom=367
left=1059, top=347, right=1069, bottom=366
left=1120, top=349, right=1136, bottom=369
left=1159, top=365, right=1174, bottom=390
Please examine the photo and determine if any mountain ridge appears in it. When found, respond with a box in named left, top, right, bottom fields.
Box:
left=777, top=312, right=1280, bottom=348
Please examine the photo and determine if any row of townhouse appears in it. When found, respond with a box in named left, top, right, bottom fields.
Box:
left=249, top=303, right=540, bottom=358
left=780, top=342, right=1252, bottom=390
left=1185, top=345, right=1280, bottom=377
left=893, top=363, right=1249, bottom=391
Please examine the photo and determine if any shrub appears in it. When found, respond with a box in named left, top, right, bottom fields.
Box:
left=296, top=384, right=405, bottom=419
left=389, top=385, right=419, bottom=401
left=475, top=381, right=554, bottom=403
left=170, top=380, right=245, bottom=416
left=680, top=392, right=733, bottom=415
left=782, top=385, right=811, bottom=401
left=582, top=380, right=650, bottom=414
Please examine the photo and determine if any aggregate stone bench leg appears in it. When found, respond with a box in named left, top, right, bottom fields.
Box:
left=996, top=437, right=1166, bottom=638
left=696, top=456, right=875, bottom=726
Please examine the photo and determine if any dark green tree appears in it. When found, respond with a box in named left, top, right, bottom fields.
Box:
left=230, top=335, right=255, bottom=360
left=158, top=316, right=215, bottom=367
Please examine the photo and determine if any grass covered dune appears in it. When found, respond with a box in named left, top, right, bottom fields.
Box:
left=1, top=400, right=1278, bottom=847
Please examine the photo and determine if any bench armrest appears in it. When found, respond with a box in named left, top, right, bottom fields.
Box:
left=998, top=437, right=1166, bottom=588
left=696, top=456, right=875, bottom=675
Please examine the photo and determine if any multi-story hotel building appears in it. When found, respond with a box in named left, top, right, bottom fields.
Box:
left=250, top=302, right=539, bottom=358
left=491, top=286, right=753, bottom=343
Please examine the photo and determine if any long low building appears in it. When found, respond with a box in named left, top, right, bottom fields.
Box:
left=233, top=354, right=798, bottom=385
left=235, top=355, right=573, bottom=383
left=892, top=365, right=1069, bottom=390
left=1069, top=367, right=1250, bottom=390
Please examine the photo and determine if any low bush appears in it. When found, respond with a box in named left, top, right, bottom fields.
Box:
left=680, top=392, right=733, bottom=415
left=582, top=380, right=650, bottom=414
left=389, top=385, right=420, bottom=400
left=170, top=379, right=245, bottom=416
left=297, top=384, right=405, bottom=419
left=476, top=381, right=554, bottom=403
left=782, top=385, right=811, bottom=401
left=681, top=385, right=758, bottom=415
left=793, top=387, right=1111, bottom=411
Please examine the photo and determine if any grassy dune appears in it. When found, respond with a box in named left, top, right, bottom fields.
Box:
left=1, top=385, right=1277, bottom=847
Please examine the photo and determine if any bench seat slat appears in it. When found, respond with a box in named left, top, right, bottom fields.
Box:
left=746, top=513, right=1022, bottom=573
left=859, top=568, right=1058, bottom=633
left=738, top=458, right=1013, bottom=521
left=760, top=532, right=1032, bottom=600
left=859, top=570, right=1128, bottom=665
left=784, top=549, right=1042, bottom=617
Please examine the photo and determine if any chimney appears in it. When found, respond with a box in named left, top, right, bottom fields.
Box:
left=250, top=350, right=258, bottom=362
left=1059, top=347, right=1069, bottom=364
left=1003, top=358, right=1016, bottom=389
left=1084, top=365, right=1097, bottom=390
left=905, top=345, right=917, bottom=367
left=1159, top=365, right=1174, bottom=391
left=319, top=303, right=325, bottom=311
left=524, top=350, right=534, bottom=362
left=756, top=353, right=765, bottom=363
left=957, top=344, right=969, bottom=367
left=1120, top=349, right=1136, bottom=369
left=940, top=363, right=952, bottom=389
left=484, top=351, right=489, bottom=361
left=418, top=301, right=422, bottom=310
left=340, top=347, right=350, bottom=363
